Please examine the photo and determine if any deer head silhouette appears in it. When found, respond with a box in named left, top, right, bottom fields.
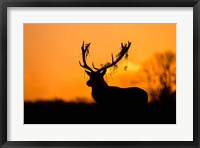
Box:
left=79, top=41, right=148, bottom=106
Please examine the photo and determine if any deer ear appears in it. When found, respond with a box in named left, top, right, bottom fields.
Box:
left=100, top=69, right=107, bottom=75
left=85, top=70, right=91, bottom=76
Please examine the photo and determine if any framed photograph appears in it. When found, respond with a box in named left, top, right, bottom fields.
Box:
left=0, top=0, right=199, bottom=147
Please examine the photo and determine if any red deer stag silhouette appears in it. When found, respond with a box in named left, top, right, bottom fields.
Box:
left=79, top=41, right=148, bottom=107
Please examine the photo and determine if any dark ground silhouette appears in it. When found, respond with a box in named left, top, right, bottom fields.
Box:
left=24, top=99, right=176, bottom=124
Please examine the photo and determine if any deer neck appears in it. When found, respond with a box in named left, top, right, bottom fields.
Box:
left=91, top=79, right=108, bottom=102
left=92, top=79, right=108, bottom=90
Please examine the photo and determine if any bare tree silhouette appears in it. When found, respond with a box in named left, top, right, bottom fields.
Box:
left=143, top=50, right=176, bottom=103
left=79, top=41, right=148, bottom=108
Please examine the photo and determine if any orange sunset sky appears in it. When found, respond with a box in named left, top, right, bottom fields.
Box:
left=24, top=24, right=176, bottom=103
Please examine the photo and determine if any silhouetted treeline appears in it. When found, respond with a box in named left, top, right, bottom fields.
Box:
left=24, top=98, right=175, bottom=124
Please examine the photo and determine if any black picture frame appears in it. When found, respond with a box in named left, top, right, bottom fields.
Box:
left=0, top=0, right=199, bottom=147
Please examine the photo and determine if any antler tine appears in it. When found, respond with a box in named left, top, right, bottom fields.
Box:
left=79, top=41, right=94, bottom=72
left=92, top=62, right=99, bottom=70
left=96, top=41, right=131, bottom=73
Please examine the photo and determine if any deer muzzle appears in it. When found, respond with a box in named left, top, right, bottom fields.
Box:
left=86, top=80, right=92, bottom=87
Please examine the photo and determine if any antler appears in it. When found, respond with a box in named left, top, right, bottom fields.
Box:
left=79, top=41, right=131, bottom=73
left=79, top=41, right=94, bottom=72
left=94, top=41, right=131, bottom=73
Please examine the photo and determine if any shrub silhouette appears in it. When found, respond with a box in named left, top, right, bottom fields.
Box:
left=142, top=50, right=176, bottom=103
